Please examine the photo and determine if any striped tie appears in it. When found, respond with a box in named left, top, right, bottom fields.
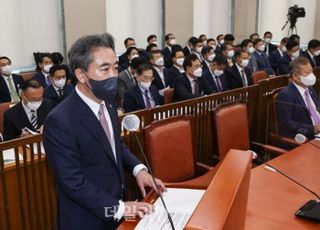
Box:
left=30, top=110, right=38, bottom=130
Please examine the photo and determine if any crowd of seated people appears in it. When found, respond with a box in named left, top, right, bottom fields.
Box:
left=1, top=31, right=320, bottom=141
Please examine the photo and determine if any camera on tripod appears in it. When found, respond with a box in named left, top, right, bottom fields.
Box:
left=282, top=4, right=306, bottom=36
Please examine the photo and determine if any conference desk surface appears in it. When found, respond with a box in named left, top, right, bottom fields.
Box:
left=245, top=140, right=320, bottom=230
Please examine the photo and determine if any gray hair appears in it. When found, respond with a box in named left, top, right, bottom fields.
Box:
left=68, top=33, right=115, bottom=73
left=289, top=56, right=310, bottom=75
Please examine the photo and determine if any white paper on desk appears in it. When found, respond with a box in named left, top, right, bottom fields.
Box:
left=28, top=142, right=45, bottom=155
left=2, top=149, right=23, bottom=164
left=135, top=188, right=205, bottom=230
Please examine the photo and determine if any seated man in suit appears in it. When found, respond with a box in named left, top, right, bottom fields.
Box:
left=207, top=38, right=217, bottom=51
left=220, top=44, right=234, bottom=68
left=240, top=39, right=257, bottom=73
left=276, top=57, right=320, bottom=140
left=150, top=50, right=171, bottom=93
left=167, top=48, right=185, bottom=86
left=118, top=37, right=136, bottom=72
left=225, top=50, right=253, bottom=89
left=250, top=33, right=260, bottom=42
left=278, top=39, right=300, bottom=75
left=269, top=37, right=288, bottom=74
left=202, top=54, right=229, bottom=93
left=263, top=31, right=277, bottom=56
left=147, top=34, right=157, bottom=45
left=173, top=54, right=215, bottom=102
left=302, top=39, right=320, bottom=68
left=3, top=79, right=52, bottom=140
left=199, top=34, right=208, bottom=45
left=44, top=64, right=74, bottom=107
left=119, top=46, right=139, bottom=73
left=123, top=63, right=163, bottom=113
left=33, top=53, right=54, bottom=88
left=191, top=38, right=204, bottom=62
left=224, top=34, right=235, bottom=46
left=251, top=38, right=274, bottom=75
left=162, top=33, right=176, bottom=68
left=215, top=34, right=225, bottom=53
left=183, top=36, right=197, bottom=57
left=0, top=56, right=24, bottom=103
left=201, top=46, right=215, bottom=72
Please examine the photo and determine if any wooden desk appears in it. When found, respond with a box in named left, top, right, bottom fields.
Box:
left=245, top=140, right=320, bottom=230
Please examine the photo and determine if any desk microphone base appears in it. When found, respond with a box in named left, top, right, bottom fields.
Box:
left=295, top=200, right=320, bottom=222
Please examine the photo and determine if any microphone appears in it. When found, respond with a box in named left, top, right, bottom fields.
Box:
left=122, top=114, right=175, bottom=230
left=294, top=133, right=307, bottom=144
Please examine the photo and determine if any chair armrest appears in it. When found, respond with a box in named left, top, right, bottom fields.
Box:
left=195, top=162, right=213, bottom=172
left=251, top=141, right=287, bottom=155
left=270, top=133, right=301, bottom=148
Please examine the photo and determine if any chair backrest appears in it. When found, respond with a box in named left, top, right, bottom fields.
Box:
left=163, top=88, right=174, bottom=104
left=252, top=71, right=268, bottom=84
left=0, top=102, right=13, bottom=133
left=185, top=149, right=252, bottom=230
left=144, top=116, right=195, bottom=182
left=20, top=71, right=35, bottom=81
left=270, top=87, right=285, bottom=135
left=213, top=103, right=250, bottom=159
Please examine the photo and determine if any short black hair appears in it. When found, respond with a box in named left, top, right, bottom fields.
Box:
left=264, top=31, right=272, bottom=37
left=147, top=34, right=157, bottom=43
left=136, top=62, right=153, bottom=76
left=207, top=38, right=215, bottom=43
left=308, top=39, right=320, bottom=50
left=280, top=37, right=288, bottom=44
left=39, top=53, right=53, bottom=64
left=240, top=39, right=252, bottom=49
left=216, top=34, right=224, bottom=40
left=286, top=39, right=299, bottom=51
left=201, top=46, right=214, bottom=56
left=183, top=54, right=199, bottom=71
left=199, top=34, right=206, bottom=40
left=188, top=36, right=198, bottom=45
left=21, top=79, right=43, bottom=91
left=212, top=54, right=228, bottom=66
left=146, top=43, right=158, bottom=53
left=165, top=33, right=173, bottom=41
left=0, top=56, right=11, bottom=64
left=171, top=48, right=184, bottom=59
left=250, top=33, right=259, bottom=40
left=171, top=44, right=182, bottom=53
left=131, top=57, right=148, bottom=69
left=191, top=38, right=201, bottom=47
left=124, top=37, right=134, bottom=47
left=221, top=43, right=233, bottom=51
left=289, top=34, right=300, bottom=42
left=253, top=38, right=264, bottom=46
left=224, top=34, right=235, bottom=42
left=125, top=46, right=139, bottom=56
left=149, top=50, right=162, bottom=60
left=49, top=64, right=70, bottom=77
left=234, top=50, right=248, bottom=59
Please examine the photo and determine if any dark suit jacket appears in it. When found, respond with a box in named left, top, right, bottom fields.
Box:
left=118, top=53, right=129, bottom=73
left=268, top=48, right=283, bottom=74
left=278, top=53, right=292, bottom=75
left=202, top=60, right=210, bottom=73
left=44, top=84, right=74, bottom=107
left=264, top=43, right=277, bottom=55
left=161, top=47, right=172, bottom=69
left=3, top=99, right=52, bottom=140
left=123, top=85, right=163, bottom=113
left=151, top=67, right=171, bottom=90
left=33, top=71, right=50, bottom=88
left=173, top=73, right=215, bottom=102
left=43, top=91, right=141, bottom=230
left=0, top=74, right=24, bottom=103
left=202, top=69, right=229, bottom=92
left=302, top=51, right=320, bottom=68
left=224, top=64, right=253, bottom=90
left=276, top=82, right=320, bottom=139
left=167, top=66, right=182, bottom=87
left=183, top=46, right=191, bottom=57
left=252, top=51, right=274, bottom=75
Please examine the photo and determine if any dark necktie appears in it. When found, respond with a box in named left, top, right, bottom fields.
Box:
left=30, top=110, right=38, bottom=130
left=215, top=76, right=222, bottom=92
left=144, top=90, right=152, bottom=109
left=241, top=69, right=247, bottom=87
left=58, top=89, right=63, bottom=97
left=194, top=80, right=200, bottom=95
left=98, top=104, right=112, bottom=145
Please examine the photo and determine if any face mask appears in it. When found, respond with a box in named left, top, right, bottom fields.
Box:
left=210, top=45, right=216, bottom=50
left=152, top=41, right=158, bottom=45
left=193, top=67, right=202, bottom=77
left=176, top=58, right=184, bottom=66
left=281, top=46, right=287, bottom=52
left=43, top=64, right=53, bottom=73
left=131, top=54, right=139, bottom=60
left=248, top=47, right=255, bottom=54
left=300, top=73, right=316, bottom=87
left=27, top=100, right=42, bottom=111
left=213, top=69, right=224, bottom=76
left=1, top=65, right=12, bottom=76
left=258, top=45, right=265, bottom=52
left=54, top=78, right=66, bottom=88
left=169, top=39, right=176, bottom=45
left=219, top=39, right=225, bottom=45
left=227, top=50, right=234, bottom=58
left=264, top=38, right=271, bottom=43
left=241, top=59, right=249, bottom=68
left=86, top=74, right=118, bottom=102
left=313, top=50, right=320, bottom=56
left=207, top=53, right=216, bottom=62
left=196, top=47, right=202, bottom=54
left=155, top=57, right=164, bottom=66
left=291, top=50, right=300, bottom=59
left=139, top=81, right=151, bottom=90
left=203, top=40, right=207, bottom=46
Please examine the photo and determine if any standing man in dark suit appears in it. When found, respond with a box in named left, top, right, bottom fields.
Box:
left=251, top=38, right=274, bottom=75
left=123, top=63, right=163, bottom=113
left=44, top=64, right=74, bottom=107
left=201, top=46, right=216, bottom=72
left=167, top=48, right=185, bottom=86
left=215, top=34, right=225, bottom=53
left=263, top=31, right=277, bottom=56
left=278, top=39, right=300, bottom=75
left=3, top=79, right=52, bottom=140
left=33, top=53, right=54, bottom=88
left=0, top=56, right=24, bottom=103
left=43, top=33, right=165, bottom=230
left=183, top=36, right=197, bottom=57
left=302, top=39, right=320, bottom=68
left=149, top=50, right=171, bottom=92
left=162, top=33, right=176, bottom=69
left=220, top=44, right=235, bottom=68
left=173, top=54, right=215, bottom=102
left=269, top=37, right=288, bottom=74
left=202, top=54, right=229, bottom=93
left=276, top=57, right=320, bottom=140
left=225, top=50, right=253, bottom=89
left=118, top=37, right=136, bottom=72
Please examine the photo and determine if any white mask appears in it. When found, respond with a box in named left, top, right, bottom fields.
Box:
left=54, top=78, right=66, bottom=88
left=281, top=46, right=287, bottom=52
left=152, top=41, right=158, bottom=45
left=227, top=50, right=235, bottom=58
left=241, top=59, right=249, bottom=68
left=219, top=39, right=225, bottom=45
left=203, top=40, right=207, bottom=46
left=169, top=39, right=176, bottom=45
left=248, top=47, right=255, bottom=54
left=43, top=64, right=53, bottom=73
left=155, top=57, right=164, bottom=66
left=210, top=45, right=216, bottom=50
left=265, top=38, right=271, bottom=43
left=207, top=53, right=216, bottom=62
left=313, top=50, right=320, bottom=56
left=176, top=58, right=184, bottom=66
left=196, top=47, right=202, bottom=54
left=193, top=67, right=203, bottom=77
left=27, top=100, right=42, bottom=111
left=131, top=54, right=139, bottom=60
left=300, top=73, right=316, bottom=87
left=1, top=65, right=12, bottom=76
left=258, top=45, right=265, bottom=52
left=139, top=81, right=151, bottom=90
left=291, top=50, right=300, bottom=59
left=213, top=69, right=224, bottom=76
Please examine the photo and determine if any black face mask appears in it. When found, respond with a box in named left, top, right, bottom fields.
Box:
left=83, top=71, right=118, bottom=102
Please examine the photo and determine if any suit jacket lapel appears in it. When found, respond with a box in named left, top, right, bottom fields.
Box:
left=17, top=102, right=35, bottom=130
left=183, top=74, right=192, bottom=93
left=289, top=83, right=308, bottom=111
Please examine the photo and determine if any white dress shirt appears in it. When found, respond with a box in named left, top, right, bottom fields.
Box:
left=186, top=74, right=196, bottom=94
left=21, top=101, right=36, bottom=124
left=154, top=66, right=166, bottom=86
left=139, top=85, right=156, bottom=108
left=277, top=47, right=284, bottom=57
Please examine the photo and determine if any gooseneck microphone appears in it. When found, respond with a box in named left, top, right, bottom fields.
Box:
left=122, top=114, right=175, bottom=230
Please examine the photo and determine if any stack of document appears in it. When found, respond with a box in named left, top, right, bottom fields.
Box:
left=2, top=149, right=23, bottom=164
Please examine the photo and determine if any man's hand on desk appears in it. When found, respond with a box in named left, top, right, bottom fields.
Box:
left=123, top=201, right=154, bottom=219
left=314, top=124, right=320, bottom=133
left=136, top=169, right=167, bottom=197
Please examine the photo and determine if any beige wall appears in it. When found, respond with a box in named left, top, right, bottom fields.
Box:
left=314, top=1, right=320, bottom=39
left=165, top=0, right=193, bottom=46
left=63, top=0, right=107, bottom=52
